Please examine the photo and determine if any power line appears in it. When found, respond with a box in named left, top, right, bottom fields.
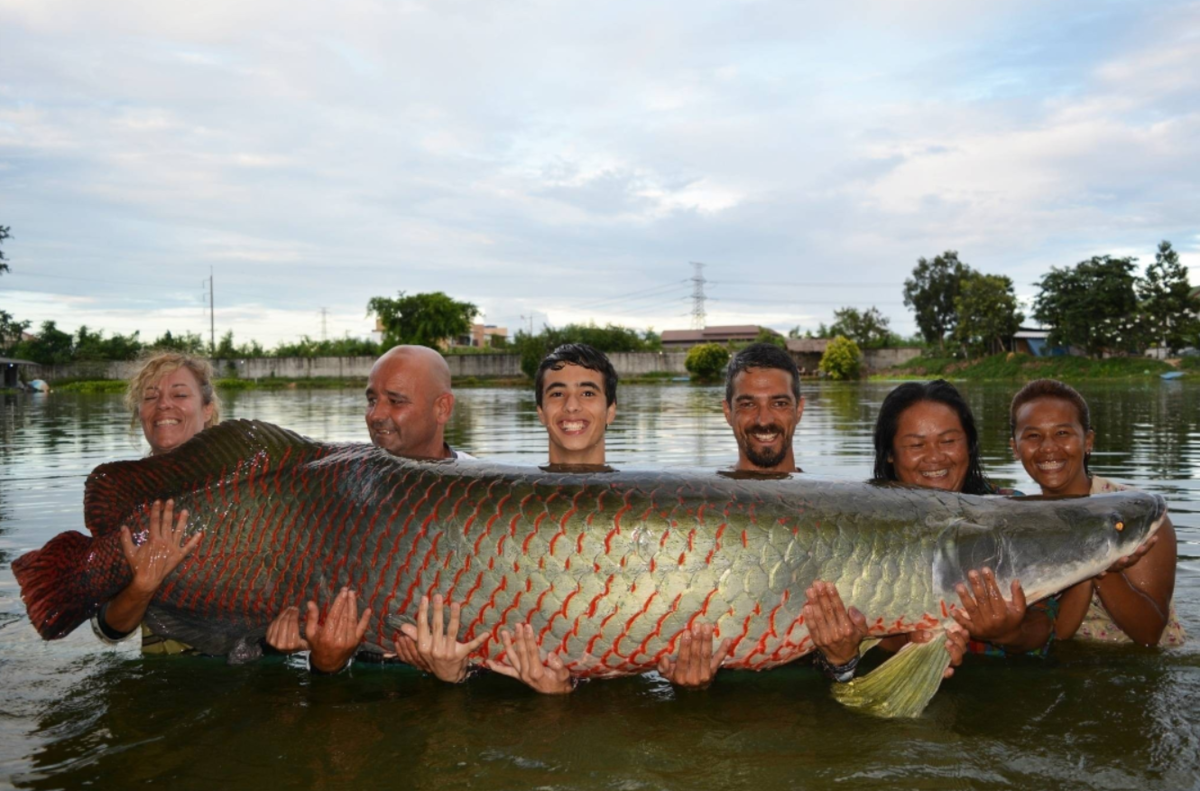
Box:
left=689, top=262, right=707, bottom=329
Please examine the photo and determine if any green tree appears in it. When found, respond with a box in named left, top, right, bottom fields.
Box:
left=754, top=328, right=787, bottom=349
left=513, top=322, right=659, bottom=378
left=151, top=330, right=207, bottom=354
left=12, top=320, right=74, bottom=365
left=685, top=343, right=730, bottom=381
left=1033, top=256, right=1141, bottom=357
left=903, top=251, right=976, bottom=349
left=0, top=225, right=9, bottom=277
left=367, top=291, right=479, bottom=349
left=829, top=306, right=892, bottom=349
left=215, top=330, right=238, bottom=359
left=0, top=310, right=29, bottom=354
left=819, top=336, right=862, bottom=380
left=953, top=273, right=1024, bottom=357
left=1138, top=241, right=1199, bottom=355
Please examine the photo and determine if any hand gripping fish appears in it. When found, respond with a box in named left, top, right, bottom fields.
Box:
left=13, top=420, right=1166, bottom=717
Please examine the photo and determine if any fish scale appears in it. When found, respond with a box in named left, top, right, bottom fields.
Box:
left=15, top=420, right=1164, bottom=685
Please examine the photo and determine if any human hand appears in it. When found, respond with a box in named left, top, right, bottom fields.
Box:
left=392, top=593, right=489, bottom=683
left=120, top=499, right=201, bottom=596
left=265, top=605, right=309, bottom=653
left=910, top=623, right=968, bottom=679
left=306, top=587, right=372, bottom=674
left=952, top=568, right=1027, bottom=645
left=485, top=623, right=573, bottom=694
left=1099, top=534, right=1159, bottom=578
left=803, top=580, right=869, bottom=667
left=656, top=622, right=734, bottom=689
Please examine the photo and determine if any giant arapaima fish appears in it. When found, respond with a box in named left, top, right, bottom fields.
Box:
left=13, top=420, right=1166, bottom=717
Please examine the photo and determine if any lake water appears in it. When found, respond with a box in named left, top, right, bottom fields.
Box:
left=2, top=382, right=1198, bottom=790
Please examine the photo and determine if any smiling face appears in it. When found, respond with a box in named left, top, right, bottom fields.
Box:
left=537, top=362, right=615, bottom=465
left=365, top=348, right=453, bottom=459
left=139, top=367, right=214, bottom=455
left=889, top=400, right=970, bottom=492
left=1012, top=396, right=1094, bottom=496
left=723, top=367, right=804, bottom=473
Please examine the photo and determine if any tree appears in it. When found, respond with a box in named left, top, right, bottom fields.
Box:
left=819, top=336, right=862, bottom=380
left=1138, top=241, right=1199, bottom=355
left=953, top=273, right=1023, bottom=357
left=754, top=328, right=787, bottom=349
left=151, top=330, right=207, bottom=354
left=12, top=320, right=74, bottom=365
left=513, top=322, right=660, bottom=378
left=829, top=306, right=892, bottom=349
left=367, top=291, right=479, bottom=349
left=903, top=251, right=975, bottom=349
left=685, top=343, right=730, bottom=381
left=0, top=310, right=29, bottom=354
left=1032, top=256, right=1140, bottom=357
left=0, top=225, right=9, bottom=277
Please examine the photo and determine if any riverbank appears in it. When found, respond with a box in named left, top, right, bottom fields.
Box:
left=872, top=352, right=1190, bottom=381
left=48, top=371, right=686, bottom=395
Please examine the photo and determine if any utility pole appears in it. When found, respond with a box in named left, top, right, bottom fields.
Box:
left=689, top=261, right=707, bottom=330
left=320, top=307, right=328, bottom=341
left=520, top=314, right=535, bottom=336
left=202, top=268, right=215, bottom=354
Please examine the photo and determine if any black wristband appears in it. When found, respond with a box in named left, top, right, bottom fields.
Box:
left=813, top=649, right=859, bottom=683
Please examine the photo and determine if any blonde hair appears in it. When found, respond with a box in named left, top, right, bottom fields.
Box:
left=125, top=351, right=222, bottom=430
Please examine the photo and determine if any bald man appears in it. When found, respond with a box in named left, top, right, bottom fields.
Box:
left=365, top=344, right=471, bottom=460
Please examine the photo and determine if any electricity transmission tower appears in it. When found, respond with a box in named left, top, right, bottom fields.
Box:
left=689, top=261, right=707, bottom=330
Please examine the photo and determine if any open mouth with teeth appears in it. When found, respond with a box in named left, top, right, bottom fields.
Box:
left=1036, top=460, right=1067, bottom=472
left=748, top=426, right=783, bottom=444
left=154, top=419, right=181, bottom=427
left=919, top=469, right=949, bottom=479
left=558, top=420, right=590, bottom=435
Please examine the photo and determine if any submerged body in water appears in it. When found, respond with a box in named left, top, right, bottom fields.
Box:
left=14, top=420, right=1165, bottom=716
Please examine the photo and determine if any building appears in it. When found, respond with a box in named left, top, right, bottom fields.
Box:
left=452, top=324, right=509, bottom=349
left=1, top=356, right=37, bottom=388
left=660, top=325, right=778, bottom=351
left=1012, top=327, right=1068, bottom=357
left=785, top=338, right=828, bottom=373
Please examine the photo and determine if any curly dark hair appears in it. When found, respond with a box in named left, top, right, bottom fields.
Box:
left=872, top=379, right=993, bottom=495
left=534, top=344, right=618, bottom=408
left=724, top=342, right=801, bottom=404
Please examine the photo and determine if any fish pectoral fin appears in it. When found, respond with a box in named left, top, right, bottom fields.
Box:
left=857, top=637, right=882, bottom=657
left=831, top=632, right=951, bottom=718
left=143, top=605, right=247, bottom=659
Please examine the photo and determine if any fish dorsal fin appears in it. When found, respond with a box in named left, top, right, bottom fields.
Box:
left=83, top=419, right=327, bottom=537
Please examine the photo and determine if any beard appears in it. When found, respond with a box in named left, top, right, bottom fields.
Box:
left=738, top=423, right=791, bottom=469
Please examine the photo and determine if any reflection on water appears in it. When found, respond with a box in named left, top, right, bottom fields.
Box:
left=1, top=382, right=1199, bottom=789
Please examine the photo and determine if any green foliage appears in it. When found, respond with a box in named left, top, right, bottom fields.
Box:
left=11, top=320, right=75, bottom=364
left=1138, top=241, right=1199, bottom=355
left=367, top=291, right=479, bottom=349
left=754, top=328, right=787, bottom=349
left=953, top=274, right=1023, bottom=357
left=879, top=352, right=1173, bottom=380
left=271, top=335, right=379, bottom=358
left=1179, top=355, right=1200, bottom=371
left=0, top=309, right=30, bottom=354
left=151, top=330, right=207, bottom=354
left=829, top=307, right=893, bottom=349
left=0, top=225, right=9, bottom=276
left=513, top=322, right=661, bottom=379
left=1033, top=256, right=1141, bottom=357
left=53, top=379, right=127, bottom=394
left=819, top=336, right=862, bottom=380
left=685, top=343, right=730, bottom=381
left=903, top=251, right=975, bottom=349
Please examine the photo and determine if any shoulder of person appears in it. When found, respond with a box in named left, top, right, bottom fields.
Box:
left=1089, top=475, right=1131, bottom=494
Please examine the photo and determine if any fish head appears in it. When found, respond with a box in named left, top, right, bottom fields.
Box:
left=940, top=491, right=1167, bottom=602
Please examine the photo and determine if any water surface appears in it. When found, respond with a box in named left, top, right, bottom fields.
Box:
left=1, top=382, right=1198, bottom=790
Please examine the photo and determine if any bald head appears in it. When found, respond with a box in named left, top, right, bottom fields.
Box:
left=365, top=345, right=455, bottom=458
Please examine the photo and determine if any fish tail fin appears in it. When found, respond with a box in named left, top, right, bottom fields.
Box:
left=12, top=531, right=128, bottom=639
left=831, top=632, right=951, bottom=718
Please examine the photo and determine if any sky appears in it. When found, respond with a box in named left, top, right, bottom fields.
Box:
left=2, top=0, right=1199, bottom=347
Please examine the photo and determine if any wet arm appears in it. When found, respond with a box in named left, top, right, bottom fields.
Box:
left=1093, top=518, right=1176, bottom=646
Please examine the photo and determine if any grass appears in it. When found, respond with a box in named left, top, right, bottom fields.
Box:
left=54, top=379, right=127, bottom=394
left=873, top=352, right=1179, bottom=381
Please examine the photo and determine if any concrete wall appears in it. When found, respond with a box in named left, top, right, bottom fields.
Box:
left=29, top=348, right=916, bottom=383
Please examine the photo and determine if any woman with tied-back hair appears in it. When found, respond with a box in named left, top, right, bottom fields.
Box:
left=805, top=380, right=1054, bottom=684
left=1009, top=378, right=1184, bottom=646
left=93, top=351, right=367, bottom=672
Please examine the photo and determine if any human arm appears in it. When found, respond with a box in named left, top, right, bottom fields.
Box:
left=485, top=623, right=574, bottom=694
left=391, top=593, right=489, bottom=682
left=264, top=587, right=372, bottom=673
left=1090, top=519, right=1175, bottom=645
left=952, top=568, right=1053, bottom=654
left=101, top=500, right=201, bottom=635
left=656, top=622, right=734, bottom=689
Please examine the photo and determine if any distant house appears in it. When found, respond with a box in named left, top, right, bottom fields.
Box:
left=451, top=324, right=509, bottom=349
left=661, top=325, right=779, bottom=351
left=786, top=338, right=829, bottom=372
left=1, top=356, right=36, bottom=388
left=1012, top=327, right=1069, bottom=358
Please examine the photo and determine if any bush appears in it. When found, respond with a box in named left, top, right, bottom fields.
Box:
left=819, top=336, right=862, bottom=380
left=685, top=343, right=730, bottom=381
